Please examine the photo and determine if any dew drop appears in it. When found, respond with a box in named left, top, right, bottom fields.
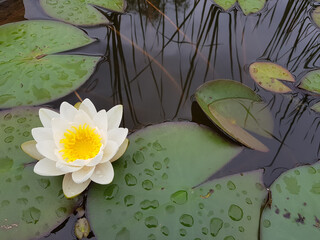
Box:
left=162, top=173, right=168, bottom=180
left=179, top=214, right=194, bottom=227
left=179, top=228, right=187, bottom=236
left=165, top=205, right=175, bottom=214
left=245, top=197, right=252, bottom=204
left=134, top=211, right=143, bottom=221
left=133, top=151, right=145, bottom=164
left=161, top=226, right=169, bottom=236
left=21, top=185, right=30, bottom=193
left=144, top=169, right=154, bottom=176
left=210, top=218, right=223, bottom=237
left=145, top=216, right=158, bottom=228
left=263, top=219, right=271, bottom=228
left=140, top=200, right=159, bottom=210
left=202, top=227, right=208, bottom=235
left=22, top=207, right=41, bottom=224
left=199, top=203, right=204, bottom=209
left=142, top=180, right=153, bottom=190
left=16, top=198, right=28, bottom=205
left=4, top=126, right=14, bottom=134
left=55, top=207, right=67, bottom=217
left=153, top=161, right=162, bottom=170
left=238, top=226, right=244, bottom=232
left=227, top=181, right=236, bottom=190
left=4, top=136, right=14, bottom=143
left=170, top=190, right=188, bottom=205
left=124, top=195, right=135, bottom=207
left=4, top=113, right=12, bottom=121
left=152, top=141, right=164, bottom=151
left=224, top=236, right=235, bottom=240
left=147, top=234, right=156, bottom=240
left=17, top=117, right=26, bottom=123
left=228, top=204, right=243, bottom=221
left=104, top=184, right=119, bottom=200
left=125, top=174, right=137, bottom=186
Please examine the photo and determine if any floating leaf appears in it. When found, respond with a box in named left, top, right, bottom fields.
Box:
left=260, top=162, right=320, bottom=240
left=212, top=0, right=265, bottom=15
left=75, top=218, right=90, bottom=239
left=311, top=102, right=320, bottom=113
left=0, top=20, right=99, bottom=108
left=312, top=6, right=320, bottom=28
left=0, top=108, right=77, bottom=239
left=249, top=62, right=295, bottom=93
left=238, top=0, right=266, bottom=15
left=40, top=0, right=126, bottom=26
left=298, top=70, right=320, bottom=94
left=87, top=122, right=268, bottom=239
left=196, top=80, right=270, bottom=151
left=213, top=0, right=236, bottom=11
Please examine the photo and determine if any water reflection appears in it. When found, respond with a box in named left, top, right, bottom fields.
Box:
left=1, top=0, right=320, bottom=238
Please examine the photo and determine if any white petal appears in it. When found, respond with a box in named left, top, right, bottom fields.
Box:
left=60, top=102, right=78, bottom=121
left=36, top=140, right=58, bottom=161
left=72, top=166, right=95, bottom=184
left=79, top=99, right=97, bottom=119
left=21, top=140, right=43, bottom=160
left=32, top=127, right=53, bottom=142
left=100, top=140, right=119, bottom=163
left=63, top=173, right=91, bottom=198
left=73, top=109, right=95, bottom=127
left=108, top=128, right=128, bottom=146
left=39, top=108, right=59, bottom=128
left=110, top=138, right=129, bottom=163
left=90, top=161, right=114, bottom=184
left=86, top=149, right=103, bottom=167
left=51, top=117, right=72, bottom=149
left=93, top=109, right=108, bottom=131
left=107, top=105, right=123, bottom=130
left=34, top=158, right=66, bottom=176
left=56, top=161, right=82, bottom=172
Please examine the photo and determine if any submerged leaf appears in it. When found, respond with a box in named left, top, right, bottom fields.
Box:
left=0, top=20, right=99, bottom=108
left=298, top=70, right=320, bottom=94
left=249, top=62, right=295, bottom=93
left=40, top=0, right=126, bottom=26
left=208, top=98, right=271, bottom=152
left=0, top=108, right=77, bottom=239
left=87, top=122, right=267, bottom=239
left=261, top=162, right=320, bottom=240
left=312, top=6, right=320, bottom=28
left=196, top=80, right=271, bottom=152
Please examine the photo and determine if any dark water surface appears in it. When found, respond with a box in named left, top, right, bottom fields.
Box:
left=1, top=0, right=320, bottom=239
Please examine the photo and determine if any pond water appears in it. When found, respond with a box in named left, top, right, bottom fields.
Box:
left=1, top=0, right=320, bottom=239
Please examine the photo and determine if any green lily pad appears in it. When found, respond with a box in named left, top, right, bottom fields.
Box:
left=213, top=0, right=236, bottom=11
left=249, top=62, right=295, bottom=93
left=311, top=102, right=320, bottom=113
left=0, top=20, right=100, bottom=108
left=238, top=0, right=266, bottom=15
left=196, top=80, right=270, bottom=152
left=298, top=70, right=320, bottom=94
left=260, top=162, right=320, bottom=240
left=40, top=0, right=126, bottom=26
left=212, top=0, right=265, bottom=15
left=312, top=6, right=320, bottom=28
left=87, top=122, right=268, bottom=239
left=0, top=108, right=78, bottom=239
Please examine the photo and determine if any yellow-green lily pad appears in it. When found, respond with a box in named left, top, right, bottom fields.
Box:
left=312, top=6, right=320, bottom=28
left=212, top=0, right=265, bottom=15
left=249, top=62, right=295, bottom=93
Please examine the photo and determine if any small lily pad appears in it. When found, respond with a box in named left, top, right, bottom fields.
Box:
left=311, top=102, right=320, bottom=113
left=0, top=108, right=77, bottom=239
left=0, top=20, right=100, bottom=108
left=298, top=70, right=320, bottom=94
left=196, top=80, right=271, bottom=152
left=249, top=62, right=295, bottom=93
left=40, top=0, right=126, bottom=26
left=213, top=0, right=236, bottom=11
left=212, top=0, right=265, bottom=15
left=260, top=162, right=320, bottom=240
left=312, top=6, right=320, bottom=28
left=87, top=122, right=267, bottom=239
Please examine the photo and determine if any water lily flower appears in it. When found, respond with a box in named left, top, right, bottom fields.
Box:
left=22, top=99, right=128, bottom=198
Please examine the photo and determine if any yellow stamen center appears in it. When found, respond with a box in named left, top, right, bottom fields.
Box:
left=60, top=124, right=102, bottom=162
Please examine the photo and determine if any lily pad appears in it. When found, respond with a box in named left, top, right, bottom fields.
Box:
left=0, top=20, right=100, bottom=108
left=311, top=102, right=320, bottom=113
left=87, top=122, right=268, bottom=239
left=212, top=0, right=265, bottom=15
left=298, top=70, right=320, bottom=94
left=40, top=0, right=126, bottom=26
left=0, top=108, right=78, bottom=239
left=196, top=80, right=271, bottom=151
left=249, top=62, right=295, bottom=93
left=260, top=162, right=320, bottom=240
left=312, top=6, right=320, bottom=28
